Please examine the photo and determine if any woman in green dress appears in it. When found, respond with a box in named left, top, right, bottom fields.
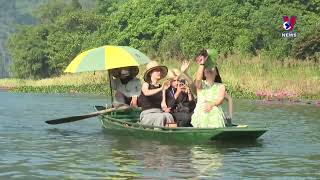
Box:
left=191, top=50, right=226, bottom=128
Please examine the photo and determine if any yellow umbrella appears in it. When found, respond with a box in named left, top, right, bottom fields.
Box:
left=64, top=45, right=150, bottom=73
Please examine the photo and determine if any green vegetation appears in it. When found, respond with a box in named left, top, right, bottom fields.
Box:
left=1, top=71, right=110, bottom=95
left=13, top=84, right=110, bottom=95
left=5, top=0, right=320, bottom=79
left=0, top=0, right=47, bottom=77
left=0, top=72, right=108, bottom=87
left=1, top=0, right=319, bottom=99
left=0, top=0, right=96, bottom=78
left=219, top=56, right=320, bottom=99
left=1, top=56, right=319, bottom=99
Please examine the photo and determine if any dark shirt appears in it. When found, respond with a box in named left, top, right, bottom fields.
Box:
left=138, top=83, right=162, bottom=111
left=165, top=86, right=195, bottom=113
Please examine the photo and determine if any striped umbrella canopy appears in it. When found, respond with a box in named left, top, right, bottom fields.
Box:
left=64, top=46, right=150, bottom=73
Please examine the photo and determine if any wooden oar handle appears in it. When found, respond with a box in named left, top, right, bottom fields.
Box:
left=45, top=106, right=130, bottom=125
left=94, top=106, right=132, bottom=115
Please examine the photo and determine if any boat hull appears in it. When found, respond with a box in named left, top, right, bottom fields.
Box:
left=99, top=115, right=267, bottom=144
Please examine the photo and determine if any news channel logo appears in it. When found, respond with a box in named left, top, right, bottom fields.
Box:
left=281, top=16, right=297, bottom=38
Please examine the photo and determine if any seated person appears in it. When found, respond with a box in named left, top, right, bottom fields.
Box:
left=138, top=61, right=176, bottom=127
left=110, top=66, right=141, bottom=108
left=162, top=68, right=195, bottom=127
left=191, top=49, right=226, bottom=128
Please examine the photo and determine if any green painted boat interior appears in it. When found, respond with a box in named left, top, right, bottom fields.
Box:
left=95, top=105, right=140, bottom=122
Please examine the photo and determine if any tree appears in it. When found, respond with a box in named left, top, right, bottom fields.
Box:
left=6, top=25, right=50, bottom=78
left=293, top=24, right=320, bottom=61
left=32, top=0, right=70, bottom=23
left=71, top=0, right=82, bottom=10
left=5, top=0, right=320, bottom=79
left=46, top=11, right=104, bottom=75
left=6, top=0, right=104, bottom=78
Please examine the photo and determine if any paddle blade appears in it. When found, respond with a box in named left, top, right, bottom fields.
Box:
left=45, top=112, right=101, bottom=124
left=45, top=106, right=128, bottom=125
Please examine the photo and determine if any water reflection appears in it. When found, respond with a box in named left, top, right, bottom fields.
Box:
left=1, top=91, right=320, bottom=179
left=104, top=133, right=264, bottom=179
left=109, top=134, right=193, bottom=179
left=189, top=146, right=222, bottom=179
left=108, top=147, right=141, bottom=179
left=46, top=128, right=85, bottom=137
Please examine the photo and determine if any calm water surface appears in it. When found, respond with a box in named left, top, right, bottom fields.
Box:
left=0, top=91, right=319, bottom=179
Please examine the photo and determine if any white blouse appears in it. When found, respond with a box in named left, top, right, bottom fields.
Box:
left=110, top=77, right=141, bottom=97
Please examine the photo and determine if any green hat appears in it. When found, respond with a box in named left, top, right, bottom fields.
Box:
left=205, top=48, right=218, bottom=69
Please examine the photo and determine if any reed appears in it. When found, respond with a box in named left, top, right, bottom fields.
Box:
left=218, top=55, right=320, bottom=99
left=160, top=55, right=320, bottom=99
left=1, top=55, right=319, bottom=99
left=0, top=72, right=109, bottom=87
left=13, top=84, right=110, bottom=95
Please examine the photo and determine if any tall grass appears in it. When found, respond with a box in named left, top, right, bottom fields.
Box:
left=1, top=55, right=319, bottom=99
left=0, top=72, right=111, bottom=95
left=218, top=55, right=320, bottom=99
left=0, top=72, right=109, bottom=87
left=159, top=55, right=320, bottom=99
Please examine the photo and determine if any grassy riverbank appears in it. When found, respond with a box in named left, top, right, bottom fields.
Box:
left=221, top=55, right=320, bottom=100
left=1, top=56, right=319, bottom=99
left=0, top=72, right=111, bottom=95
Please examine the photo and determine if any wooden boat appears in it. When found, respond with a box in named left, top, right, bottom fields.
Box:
left=95, top=106, right=267, bottom=143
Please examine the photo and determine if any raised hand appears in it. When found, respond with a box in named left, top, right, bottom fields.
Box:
left=162, top=80, right=170, bottom=90
left=185, top=86, right=190, bottom=94
left=180, top=60, right=190, bottom=73
left=200, top=55, right=208, bottom=64
left=196, top=54, right=208, bottom=65
left=196, top=56, right=202, bottom=64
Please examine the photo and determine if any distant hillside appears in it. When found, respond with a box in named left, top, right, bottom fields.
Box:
left=0, top=0, right=15, bottom=77
left=4, top=0, right=319, bottom=80
left=0, top=0, right=46, bottom=78
left=0, top=0, right=95, bottom=78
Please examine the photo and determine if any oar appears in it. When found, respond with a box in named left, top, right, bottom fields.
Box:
left=45, top=106, right=129, bottom=125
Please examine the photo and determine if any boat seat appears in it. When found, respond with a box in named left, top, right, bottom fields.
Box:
left=94, top=105, right=140, bottom=122
left=108, top=108, right=140, bottom=123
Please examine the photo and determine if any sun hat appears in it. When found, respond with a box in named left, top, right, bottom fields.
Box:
left=110, top=66, right=139, bottom=79
left=143, top=61, right=168, bottom=82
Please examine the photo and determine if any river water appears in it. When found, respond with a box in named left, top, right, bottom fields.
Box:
left=0, top=91, right=319, bottom=179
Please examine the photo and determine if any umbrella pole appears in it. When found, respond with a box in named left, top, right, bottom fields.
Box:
left=108, top=71, right=114, bottom=107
